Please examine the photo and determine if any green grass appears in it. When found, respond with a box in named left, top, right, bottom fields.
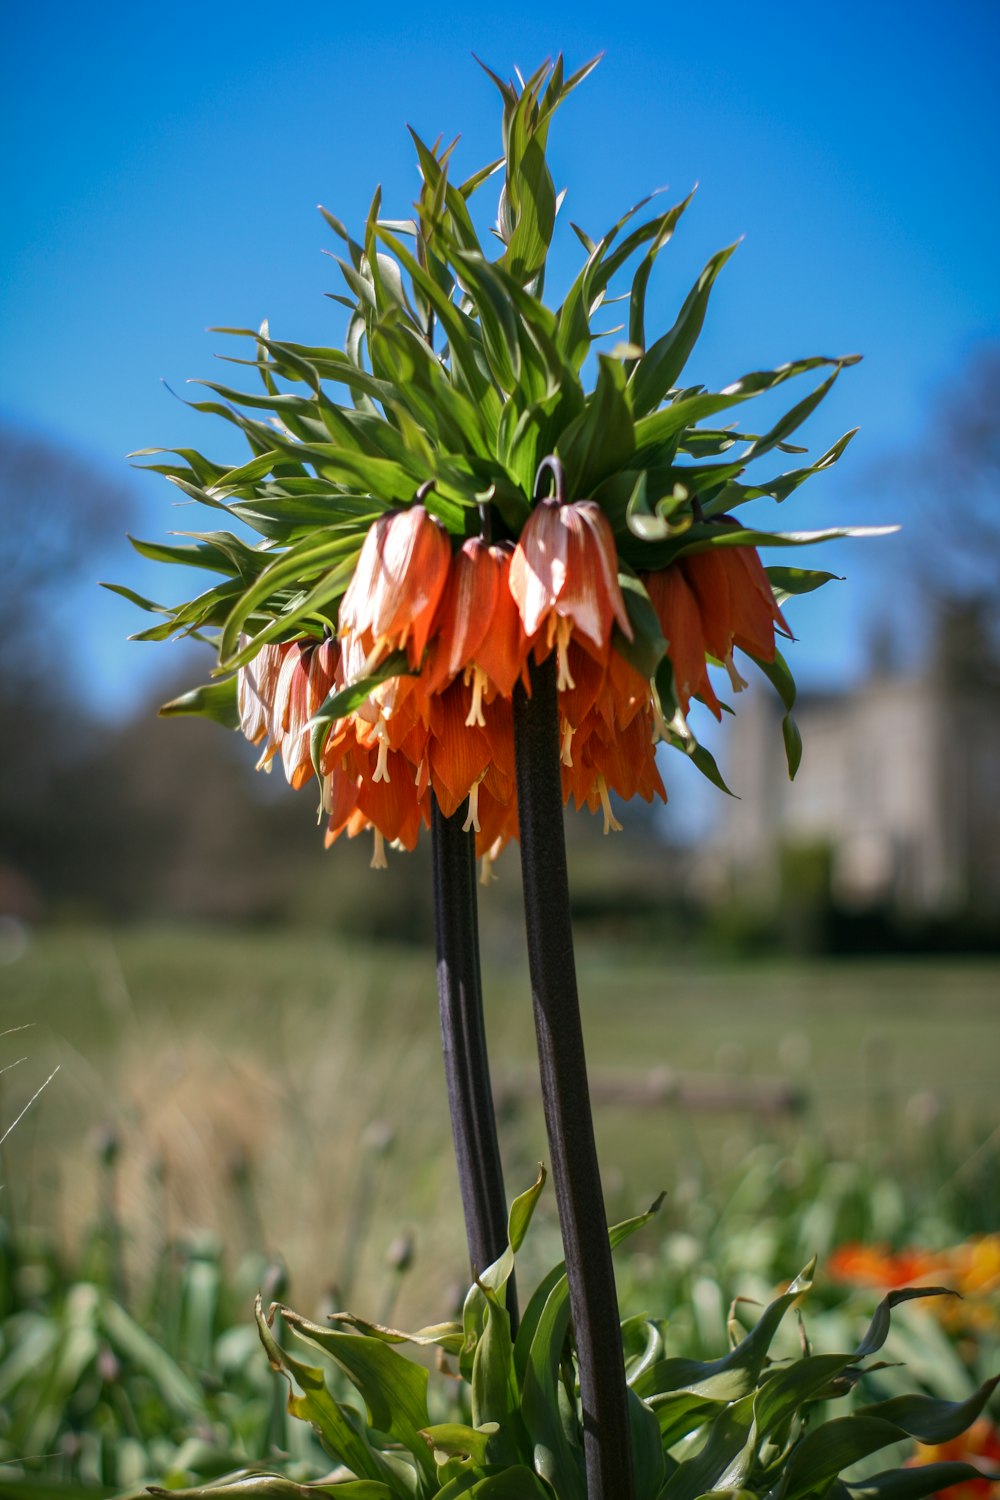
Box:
left=3, top=926, right=998, bottom=1321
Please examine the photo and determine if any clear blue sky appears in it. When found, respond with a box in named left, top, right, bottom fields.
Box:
left=3, top=0, right=998, bottom=721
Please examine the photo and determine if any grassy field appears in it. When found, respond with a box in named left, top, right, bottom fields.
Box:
left=2, top=925, right=998, bottom=1324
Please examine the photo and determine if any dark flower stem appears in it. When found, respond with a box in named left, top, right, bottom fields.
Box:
left=513, top=653, right=635, bottom=1500
left=431, top=795, right=517, bottom=1329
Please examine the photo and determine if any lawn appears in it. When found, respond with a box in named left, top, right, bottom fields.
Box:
left=3, top=926, right=997, bottom=1324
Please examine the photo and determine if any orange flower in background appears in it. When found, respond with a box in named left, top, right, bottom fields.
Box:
left=829, top=1235, right=1000, bottom=1336
left=907, top=1419, right=1000, bottom=1497
left=827, top=1242, right=940, bottom=1291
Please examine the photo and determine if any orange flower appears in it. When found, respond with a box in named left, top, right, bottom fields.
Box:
left=422, top=539, right=531, bottom=719
left=237, top=512, right=798, bottom=866
left=339, top=504, right=451, bottom=670
left=509, top=500, right=632, bottom=690
left=907, top=1418, right=1000, bottom=1497
left=827, top=1241, right=943, bottom=1290
left=237, top=637, right=338, bottom=789
left=643, top=566, right=722, bottom=718
left=681, top=545, right=790, bottom=689
left=237, top=638, right=286, bottom=746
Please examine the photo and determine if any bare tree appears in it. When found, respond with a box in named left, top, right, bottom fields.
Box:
left=0, top=420, right=134, bottom=688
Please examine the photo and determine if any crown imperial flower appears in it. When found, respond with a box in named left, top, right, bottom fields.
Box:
left=340, top=504, right=451, bottom=670
left=509, top=499, right=633, bottom=691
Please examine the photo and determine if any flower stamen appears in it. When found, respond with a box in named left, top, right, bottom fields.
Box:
left=463, top=777, right=483, bottom=834
left=464, top=664, right=488, bottom=728
left=597, top=774, right=623, bottom=835
left=555, top=616, right=576, bottom=691
left=724, top=651, right=749, bottom=693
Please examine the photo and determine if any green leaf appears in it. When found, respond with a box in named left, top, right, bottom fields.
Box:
left=628, top=244, right=739, bottom=417
left=853, top=1286, right=960, bottom=1361
left=634, top=1259, right=815, bottom=1405
left=765, top=566, right=843, bottom=605
left=556, top=354, right=635, bottom=497
left=217, top=536, right=362, bottom=667
left=750, top=648, right=801, bottom=779
left=374, top=225, right=501, bottom=427
left=627, top=1384, right=666, bottom=1499
left=753, top=1352, right=856, bottom=1439
left=507, top=1167, right=546, bottom=1254
left=441, top=1468, right=552, bottom=1499
left=859, top=1374, right=1000, bottom=1446
left=707, top=428, right=860, bottom=514
left=632, top=355, right=856, bottom=463
left=100, top=579, right=171, bottom=616
left=626, top=193, right=697, bottom=362
left=149, top=1476, right=394, bottom=1498
left=279, top=1309, right=437, bottom=1483
left=615, top=570, right=667, bottom=680
left=421, top=1422, right=496, bottom=1467
left=782, top=1415, right=919, bottom=1499
left=659, top=1393, right=756, bottom=1500
left=159, top=678, right=239, bottom=730
left=470, top=1289, right=520, bottom=1453
left=501, top=136, right=557, bottom=283
left=845, top=1464, right=1000, bottom=1499
left=255, top=1300, right=402, bottom=1493
left=624, top=470, right=691, bottom=542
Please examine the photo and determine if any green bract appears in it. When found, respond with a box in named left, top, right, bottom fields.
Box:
left=113, top=55, right=883, bottom=785
left=151, top=1172, right=999, bottom=1500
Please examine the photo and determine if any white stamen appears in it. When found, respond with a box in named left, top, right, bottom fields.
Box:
left=597, top=774, right=623, bottom=835
left=373, top=735, right=391, bottom=783
left=724, top=651, right=749, bottom=693
left=555, top=617, right=576, bottom=691
left=462, top=779, right=482, bottom=834
left=371, top=830, right=388, bottom=869
left=480, top=853, right=495, bottom=886
left=464, top=665, right=487, bottom=727
left=560, top=717, right=575, bottom=767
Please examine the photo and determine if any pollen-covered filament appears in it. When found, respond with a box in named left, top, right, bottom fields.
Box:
left=372, top=717, right=391, bottom=783
left=724, top=651, right=748, bottom=693
left=464, top=664, right=488, bottom=727
left=463, top=775, right=486, bottom=834
left=552, top=616, right=576, bottom=691
left=597, top=774, right=623, bottom=835
left=371, top=829, right=388, bottom=869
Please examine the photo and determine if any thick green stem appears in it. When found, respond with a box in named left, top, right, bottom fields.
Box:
left=431, top=795, right=517, bottom=1329
left=513, top=653, right=634, bottom=1500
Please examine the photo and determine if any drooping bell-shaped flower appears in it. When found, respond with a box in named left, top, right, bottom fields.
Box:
left=237, top=637, right=339, bottom=788
left=681, top=545, right=790, bottom=692
left=509, top=500, right=633, bottom=690
left=643, top=566, right=722, bottom=718
left=422, top=538, right=530, bottom=723
left=237, top=639, right=286, bottom=747
left=339, top=504, right=451, bottom=671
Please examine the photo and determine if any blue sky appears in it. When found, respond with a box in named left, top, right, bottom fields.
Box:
left=3, top=0, right=998, bottom=723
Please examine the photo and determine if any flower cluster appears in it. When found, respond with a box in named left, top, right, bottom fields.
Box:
left=238, top=499, right=790, bottom=869
left=829, top=1234, right=1000, bottom=1334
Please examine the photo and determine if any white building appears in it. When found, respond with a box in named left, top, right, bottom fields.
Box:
left=704, top=604, right=1000, bottom=919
